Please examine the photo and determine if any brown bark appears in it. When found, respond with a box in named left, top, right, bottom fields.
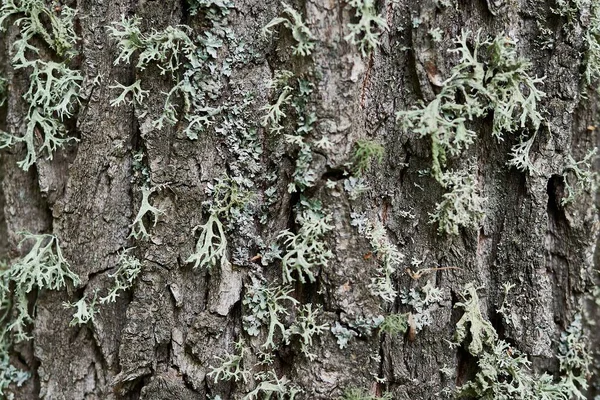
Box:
left=0, top=0, right=598, bottom=399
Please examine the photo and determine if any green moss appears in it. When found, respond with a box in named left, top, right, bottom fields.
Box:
left=352, top=139, right=384, bottom=176
left=340, top=388, right=392, bottom=400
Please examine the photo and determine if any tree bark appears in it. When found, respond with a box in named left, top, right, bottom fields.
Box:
left=0, top=0, right=598, bottom=399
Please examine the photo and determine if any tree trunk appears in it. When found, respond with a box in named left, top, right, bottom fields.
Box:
left=0, top=0, right=598, bottom=399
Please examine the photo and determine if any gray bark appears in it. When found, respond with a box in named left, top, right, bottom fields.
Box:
left=0, top=0, right=598, bottom=399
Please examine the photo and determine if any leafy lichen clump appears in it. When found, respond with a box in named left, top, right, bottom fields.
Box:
left=397, top=30, right=545, bottom=179
left=364, top=220, right=405, bottom=303
left=451, top=283, right=592, bottom=399
left=429, top=169, right=485, bottom=235
left=242, top=278, right=299, bottom=349
left=397, top=30, right=545, bottom=234
left=345, top=0, right=388, bottom=57
left=207, top=338, right=250, bottom=384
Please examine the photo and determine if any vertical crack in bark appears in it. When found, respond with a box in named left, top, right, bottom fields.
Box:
left=546, top=174, right=571, bottom=324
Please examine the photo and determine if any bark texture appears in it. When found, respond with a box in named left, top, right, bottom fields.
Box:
left=0, top=0, right=598, bottom=399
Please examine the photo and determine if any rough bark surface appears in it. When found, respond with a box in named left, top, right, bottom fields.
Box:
left=0, top=0, right=598, bottom=399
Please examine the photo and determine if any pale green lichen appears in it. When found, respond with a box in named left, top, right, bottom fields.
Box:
left=398, top=31, right=552, bottom=234
left=345, top=0, right=388, bottom=57
left=0, top=0, right=81, bottom=170
left=584, top=1, right=600, bottom=87
left=108, top=16, right=196, bottom=78
left=0, top=0, right=78, bottom=63
left=187, top=176, right=253, bottom=270
left=63, top=292, right=98, bottom=326
left=2, top=233, right=80, bottom=341
left=261, top=70, right=294, bottom=135
left=278, top=201, right=333, bottom=284
left=263, top=2, right=316, bottom=57
left=129, top=187, right=165, bottom=240
left=0, top=76, right=7, bottom=107
left=0, top=262, right=30, bottom=398
left=331, top=321, right=358, bottom=349
left=100, top=249, right=142, bottom=303
left=364, top=220, right=404, bottom=303
left=207, top=338, right=251, bottom=384
left=109, top=80, right=149, bottom=107
left=242, top=278, right=299, bottom=349
left=452, top=283, right=592, bottom=399
left=397, top=30, right=545, bottom=180
left=400, top=281, right=443, bottom=333
left=286, top=304, right=328, bottom=360
left=453, top=283, right=497, bottom=356
left=108, top=14, right=224, bottom=138
left=243, top=370, right=302, bottom=400
left=429, top=168, right=485, bottom=235
left=561, top=147, right=598, bottom=206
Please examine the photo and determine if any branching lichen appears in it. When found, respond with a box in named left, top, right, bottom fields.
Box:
left=0, top=262, right=30, bottom=398
left=584, top=1, right=600, bottom=87
left=397, top=30, right=545, bottom=181
left=453, top=283, right=497, bottom=356
left=286, top=304, right=328, bottom=360
left=243, top=370, right=302, bottom=400
left=63, top=292, right=98, bottom=326
left=242, top=278, right=299, bottom=349
left=2, top=233, right=80, bottom=341
left=0, top=1, right=81, bottom=170
left=129, top=187, right=165, bottom=240
left=278, top=201, right=333, bottom=284
left=108, top=14, right=225, bottom=138
left=207, top=338, right=250, bottom=384
left=0, top=0, right=78, bottom=63
left=263, top=2, right=316, bottom=56
left=187, top=176, right=253, bottom=270
left=452, top=283, right=592, bottom=399
left=0, top=1, right=81, bottom=168
left=100, top=249, right=142, bottom=303
left=561, top=147, right=598, bottom=206
left=109, top=80, right=149, bottom=107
